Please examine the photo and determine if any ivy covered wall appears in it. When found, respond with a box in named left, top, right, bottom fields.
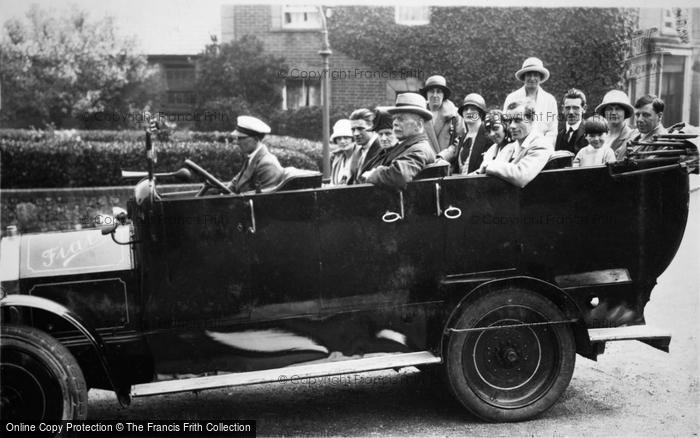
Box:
left=328, top=7, right=636, bottom=117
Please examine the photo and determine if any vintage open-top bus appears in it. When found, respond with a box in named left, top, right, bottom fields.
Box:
left=1, top=127, right=697, bottom=424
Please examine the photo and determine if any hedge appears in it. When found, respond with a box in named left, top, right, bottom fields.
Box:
left=1, top=130, right=322, bottom=188
left=328, top=7, right=635, bottom=119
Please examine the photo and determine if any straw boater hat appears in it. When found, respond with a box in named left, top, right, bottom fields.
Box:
left=419, top=75, right=452, bottom=100
left=595, top=90, right=635, bottom=119
left=330, top=119, right=353, bottom=142
left=232, top=115, right=271, bottom=138
left=458, top=93, right=487, bottom=118
left=386, top=93, right=433, bottom=121
left=515, top=57, right=550, bottom=83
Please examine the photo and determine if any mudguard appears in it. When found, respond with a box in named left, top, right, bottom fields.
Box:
left=0, top=294, right=131, bottom=406
left=441, top=276, right=595, bottom=360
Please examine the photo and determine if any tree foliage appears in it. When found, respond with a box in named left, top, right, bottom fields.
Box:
left=0, top=5, right=158, bottom=128
left=328, top=7, right=636, bottom=116
left=194, top=35, right=287, bottom=129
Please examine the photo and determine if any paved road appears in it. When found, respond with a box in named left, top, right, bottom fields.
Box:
left=89, top=189, right=699, bottom=437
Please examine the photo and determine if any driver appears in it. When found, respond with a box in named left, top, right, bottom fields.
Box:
left=229, top=116, right=284, bottom=193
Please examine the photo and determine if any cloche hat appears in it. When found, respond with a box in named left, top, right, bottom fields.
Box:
left=330, top=119, right=353, bottom=142
left=372, top=108, right=394, bottom=132
left=458, top=93, right=487, bottom=118
left=515, top=57, right=550, bottom=83
left=595, top=90, right=634, bottom=119
left=386, top=93, right=433, bottom=121
left=419, top=75, right=451, bottom=100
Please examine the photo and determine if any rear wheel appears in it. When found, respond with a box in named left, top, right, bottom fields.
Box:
left=445, top=289, right=575, bottom=422
left=1, top=325, right=88, bottom=422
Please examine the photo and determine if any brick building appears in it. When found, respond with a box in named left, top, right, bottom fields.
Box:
left=220, top=4, right=423, bottom=111
left=625, top=8, right=700, bottom=126
left=147, top=54, right=198, bottom=124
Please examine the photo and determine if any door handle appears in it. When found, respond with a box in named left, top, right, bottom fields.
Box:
left=382, top=191, right=405, bottom=223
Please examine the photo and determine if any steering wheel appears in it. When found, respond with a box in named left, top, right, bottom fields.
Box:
left=184, top=159, right=233, bottom=196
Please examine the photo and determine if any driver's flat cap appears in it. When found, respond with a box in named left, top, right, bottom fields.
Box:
left=232, top=116, right=271, bottom=137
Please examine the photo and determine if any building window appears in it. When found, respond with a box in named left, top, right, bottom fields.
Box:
left=661, top=9, right=677, bottom=36
left=283, top=79, right=321, bottom=110
left=282, top=5, right=321, bottom=30
left=395, top=6, right=430, bottom=26
left=166, top=67, right=195, bottom=90
left=167, top=91, right=195, bottom=106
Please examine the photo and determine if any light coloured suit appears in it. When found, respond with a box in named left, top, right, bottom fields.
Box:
left=503, top=86, right=558, bottom=148
left=485, top=132, right=553, bottom=188
left=608, top=123, right=634, bottom=161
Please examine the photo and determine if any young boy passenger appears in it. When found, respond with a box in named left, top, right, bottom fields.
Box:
left=573, top=116, right=616, bottom=167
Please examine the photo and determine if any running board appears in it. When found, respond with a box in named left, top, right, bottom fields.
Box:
left=588, top=326, right=671, bottom=353
left=131, top=351, right=442, bottom=398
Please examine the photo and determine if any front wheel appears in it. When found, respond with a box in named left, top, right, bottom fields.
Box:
left=1, top=325, right=88, bottom=422
left=445, top=289, right=576, bottom=422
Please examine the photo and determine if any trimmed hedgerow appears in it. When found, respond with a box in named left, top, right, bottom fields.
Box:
left=1, top=132, right=322, bottom=188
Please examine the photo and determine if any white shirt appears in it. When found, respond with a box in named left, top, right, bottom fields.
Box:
left=573, top=145, right=616, bottom=167
left=566, top=120, right=582, bottom=137
left=357, top=133, right=378, bottom=170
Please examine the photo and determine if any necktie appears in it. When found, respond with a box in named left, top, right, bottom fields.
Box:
left=239, top=157, right=249, bottom=175
left=567, top=127, right=575, bottom=143
left=460, top=137, right=473, bottom=168
left=235, top=157, right=249, bottom=187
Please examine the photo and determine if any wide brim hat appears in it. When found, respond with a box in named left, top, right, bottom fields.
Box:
left=419, top=75, right=451, bottom=100
left=458, top=93, right=487, bottom=117
left=330, top=119, right=353, bottom=142
left=595, top=90, right=634, bottom=119
left=386, top=93, right=433, bottom=121
left=515, top=57, right=550, bottom=83
left=232, top=115, right=271, bottom=137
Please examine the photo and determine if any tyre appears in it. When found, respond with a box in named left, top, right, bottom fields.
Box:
left=445, top=288, right=576, bottom=422
left=1, top=325, right=88, bottom=422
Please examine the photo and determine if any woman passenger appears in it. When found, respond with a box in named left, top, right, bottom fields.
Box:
left=329, top=119, right=356, bottom=185
left=474, top=109, right=514, bottom=174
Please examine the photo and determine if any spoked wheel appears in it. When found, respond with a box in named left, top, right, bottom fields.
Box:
left=446, top=289, right=575, bottom=422
left=1, top=325, right=87, bottom=423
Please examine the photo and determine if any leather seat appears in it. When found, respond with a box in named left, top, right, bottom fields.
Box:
left=543, top=150, right=574, bottom=170
left=266, top=167, right=322, bottom=192
left=414, top=161, right=450, bottom=180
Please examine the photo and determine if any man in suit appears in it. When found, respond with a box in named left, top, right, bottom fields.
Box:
left=555, top=88, right=588, bottom=154
left=437, top=93, right=491, bottom=174
left=229, top=116, right=284, bottom=194
left=482, top=100, right=553, bottom=188
left=629, top=94, right=667, bottom=147
left=361, top=93, right=436, bottom=190
left=348, top=108, right=381, bottom=184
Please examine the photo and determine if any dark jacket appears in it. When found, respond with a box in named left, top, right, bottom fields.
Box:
left=555, top=123, right=588, bottom=154
left=230, top=144, right=284, bottom=193
left=364, top=133, right=435, bottom=190
left=438, top=123, right=491, bottom=174
left=349, top=136, right=382, bottom=185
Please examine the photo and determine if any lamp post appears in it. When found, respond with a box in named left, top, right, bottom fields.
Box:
left=318, top=6, right=332, bottom=182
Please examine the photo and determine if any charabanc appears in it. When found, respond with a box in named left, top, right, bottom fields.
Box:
left=1, top=125, right=697, bottom=424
